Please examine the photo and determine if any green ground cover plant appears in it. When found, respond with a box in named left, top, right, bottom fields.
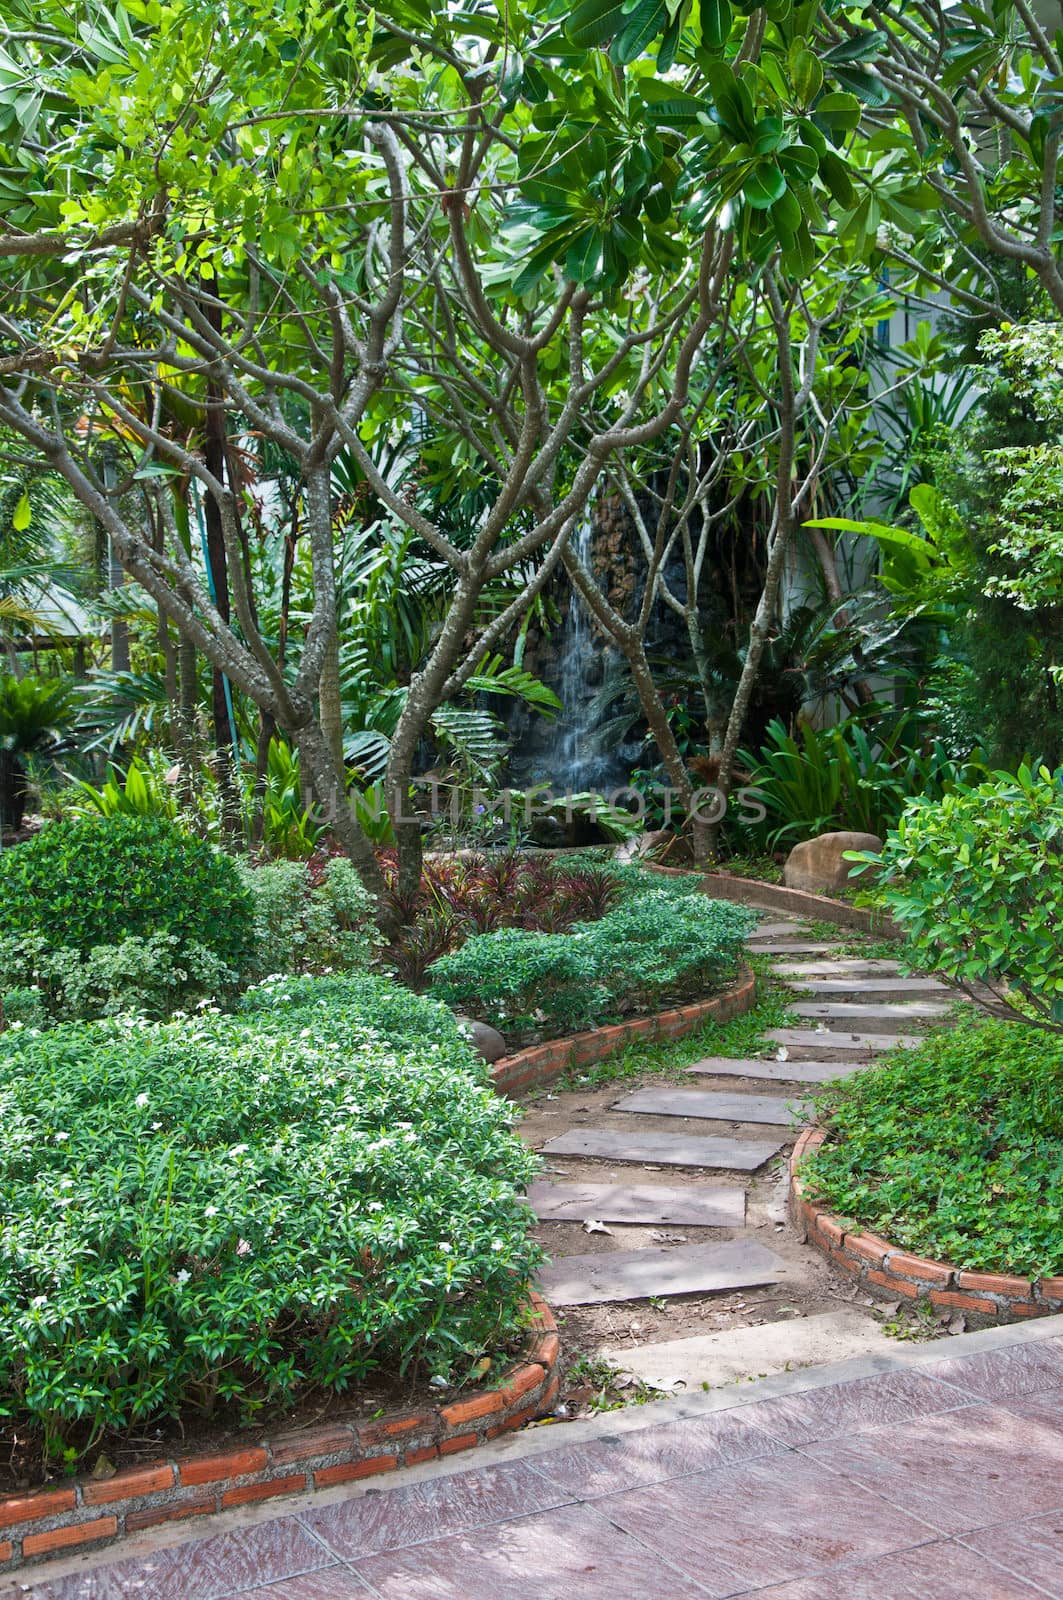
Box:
left=429, top=886, right=754, bottom=1038
left=0, top=973, right=540, bottom=1481
left=798, top=1019, right=1063, bottom=1276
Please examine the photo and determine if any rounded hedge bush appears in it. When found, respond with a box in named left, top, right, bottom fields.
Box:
left=0, top=815, right=256, bottom=975
left=0, top=974, right=541, bottom=1468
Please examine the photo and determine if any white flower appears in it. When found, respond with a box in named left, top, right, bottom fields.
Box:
left=151, top=1122, right=162, bottom=1131
left=229, top=1144, right=249, bottom=1158
left=236, top=1238, right=252, bottom=1257
left=438, top=1242, right=452, bottom=1253
left=174, top=1269, right=191, bottom=1287
left=30, top=1295, right=48, bottom=1309
left=53, top=1132, right=69, bottom=1143
left=135, top=1093, right=150, bottom=1108
left=490, top=1240, right=505, bottom=1252
left=204, top=1204, right=219, bottom=1218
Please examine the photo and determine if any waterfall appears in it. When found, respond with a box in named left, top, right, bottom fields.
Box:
left=555, top=513, right=609, bottom=792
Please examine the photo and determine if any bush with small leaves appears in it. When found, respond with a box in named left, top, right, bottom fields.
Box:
left=429, top=882, right=753, bottom=1036
left=239, top=857, right=379, bottom=977
left=0, top=973, right=541, bottom=1474
left=0, top=815, right=256, bottom=975
left=0, top=932, right=236, bottom=1022
left=429, top=926, right=608, bottom=1034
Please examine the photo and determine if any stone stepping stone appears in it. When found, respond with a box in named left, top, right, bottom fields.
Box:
left=746, top=921, right=809, bottom=939
left=527, top=1180, right=745, bottom=1227
left=782, top=976, right=948, bottom=997
left=748, top=941, right=839, bottom=955
left=770, top=959, right=908, bottom=977
left=536, top=1238, right=784, bottom=1307
left=765, top=1027, right=922, bottom=1059
left=791, top=1001, right=951, bottom=1031
left=541, top=1128, right=783, bottom=1171
left=602, top=1309, right=897, bottom=1390
left=685, top=1055, right=862, bottom=1085
left=612, top=1087, right=809, bottom=1126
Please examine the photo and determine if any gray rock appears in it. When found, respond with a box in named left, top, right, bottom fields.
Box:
left=782, top=830, right=882, bottom=895
left=457, top=1017, right=508, bottom=1062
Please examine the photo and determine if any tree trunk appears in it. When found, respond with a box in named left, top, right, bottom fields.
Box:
left=177, top=635, right=199, bottom=808
left=319, top=624, right=344, bottom=773
left=0, top=752, right=27, bottom=831
left=295, top=719, right=395, bottom=933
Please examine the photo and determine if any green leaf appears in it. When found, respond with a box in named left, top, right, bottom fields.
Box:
left=564, top=225, right=604, bottom=282
left=790, top=44, right=823, bottom=103
left=743, top=160, right=786, bottom=209
left=770, top=185, right=803, bottom=239
left=701, top=0, right=732, bottom=52
left=11, top=492, right=30, bottom=532
left=566, top=0, right=631, bottom=47
left=612, top=0, right=668, bottom=64
left=819, top=149, right=854, bottom=205
left=813, top=90, right=862, bottom=135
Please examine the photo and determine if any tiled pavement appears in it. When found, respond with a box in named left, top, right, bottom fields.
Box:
left=13, top=1318, right=1063, bottom=1599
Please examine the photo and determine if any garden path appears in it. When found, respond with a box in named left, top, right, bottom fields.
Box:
left=527, top=912, right=967, bottom=1392
left=17, top=1318, right=1063, bottom=1596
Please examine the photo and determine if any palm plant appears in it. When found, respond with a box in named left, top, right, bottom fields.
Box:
left=0, top=674, right=78, bottom=829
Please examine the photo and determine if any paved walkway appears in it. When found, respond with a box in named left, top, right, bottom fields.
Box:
left=528, top=913, right=959, bottom=1382
left=16, top=1318, right=1063, bottom=1598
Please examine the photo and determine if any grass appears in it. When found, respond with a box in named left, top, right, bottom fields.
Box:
left=799, top=1017, right=1063, bottom=1277
left=550, top=957, right=797, bottom=1090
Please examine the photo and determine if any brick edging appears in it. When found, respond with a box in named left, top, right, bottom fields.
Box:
left=0, top=1294, right=560, bottom=1571
left=490, top=966, right=757, bottom=1096
left=643, top=863, right=900, bottom=936
left=789, top=1128, right=1063, bottom=1324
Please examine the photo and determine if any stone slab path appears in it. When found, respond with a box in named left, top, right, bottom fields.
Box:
left=791, top=999, right=952, bottom=1027
left=528, top=904, right=967, bottom=1373
left=685, top=1055, right=861, bottom=1084
left=527, top=1180, right=746, bottom=1227
left=604, top=1308, right=902, bottom=1390
left=612, top=1087, right=810, bottom=1125
left=541, top=1127, right=785, bottom=1171
left=20, top=1320, right=1063, bottom=1598
left=538, top=1239, right=786, bottom=1307
left=765, top=1026, right=923, bottom=1057
left=786, top=976, right=949, bottom=996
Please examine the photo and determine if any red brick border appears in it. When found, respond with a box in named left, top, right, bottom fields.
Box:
left=490, top=966, right=757, bottom=1096
left=0, top=1294, right=560, bottom=1572
left=789, top=1128, right=1063, bottom=1325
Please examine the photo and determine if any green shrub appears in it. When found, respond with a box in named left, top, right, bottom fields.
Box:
left=0, top=932, right=235, bottom=1022
left=0, top=815, right=256, bottom=976
left=857, top=764, right=1063, bottom=1027
left=0, top=975, right=540, bottom=1469
left=429, top=884, right=753, bottom=1035
left=239, top=857, right=379, bottom=976
left=429, top=926, right=608, bottom=1033
left=799, top=1019, right=1063, bottom=1276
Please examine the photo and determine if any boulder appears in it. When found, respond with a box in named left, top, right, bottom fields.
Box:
left=783, top=831, right=883, bottom=895
left=456, top=1017, right=508, bottom=1063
